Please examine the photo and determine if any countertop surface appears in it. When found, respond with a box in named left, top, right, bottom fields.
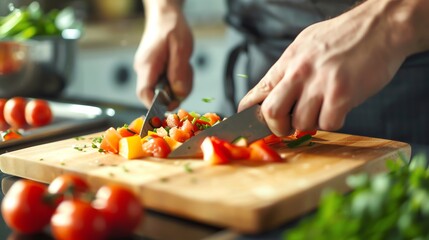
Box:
left=0, top=98, right=297, bottom=240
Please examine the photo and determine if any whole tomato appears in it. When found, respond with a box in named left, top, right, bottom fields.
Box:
left=51, top=199, right=108, bottom=240
left=93, top=184, right=143, bottom=238
left=25, top=99, right=53, bottom=127
left=0, top=98, right=7, bottom=126
left=1, top=180, right=56, bottom=234
left=3, top=97, right=27, bottom=128
left=48, top=174, right=90, bottom=206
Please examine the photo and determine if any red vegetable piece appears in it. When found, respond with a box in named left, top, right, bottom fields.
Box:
left=142, top=136, right=171, bottom=158
left=150, top=116, right=162, bottom=128
left=201, top=136, right=230, bottom=165
left=294, top=129, right=317, bottom=138
left=249, top=139, right=283, bottom=163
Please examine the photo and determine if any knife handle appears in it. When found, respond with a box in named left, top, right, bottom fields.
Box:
left=155, top=73, right=175, bottom=102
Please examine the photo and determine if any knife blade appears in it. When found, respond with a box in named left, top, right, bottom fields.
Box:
left=168, top=105, right=272, bottom=158
left=139, top=74, right=173, bottom=137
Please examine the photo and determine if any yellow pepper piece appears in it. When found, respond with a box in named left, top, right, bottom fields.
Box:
left=119, top=135, right=146, bottom=159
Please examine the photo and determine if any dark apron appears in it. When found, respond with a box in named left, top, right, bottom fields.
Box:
left=224, top=0, right=429, bottom=154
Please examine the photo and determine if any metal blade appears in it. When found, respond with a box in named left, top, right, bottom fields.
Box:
left=139, top=75, right=173, bottom=137
left=168, top=105, right=272, bottom=158
left=139, top=91, right=169, bottom=137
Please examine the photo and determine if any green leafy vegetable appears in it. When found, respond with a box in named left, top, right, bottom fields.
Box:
left=0, top=2, right=80, bottom=40
left=284, top=153, right=429, bottom=239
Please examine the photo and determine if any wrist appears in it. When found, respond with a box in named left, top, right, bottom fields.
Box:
left=143, top=0, right=184, bottom=19
left=381, top=0, right=429, bottom=56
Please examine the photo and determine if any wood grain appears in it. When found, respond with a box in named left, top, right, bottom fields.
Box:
left=0, top=131, right=411, bottom=233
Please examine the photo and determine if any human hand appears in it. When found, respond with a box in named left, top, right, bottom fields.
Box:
left=134, top=1, right=193, bottom=110
left=238, top=0, right=412, bottom=136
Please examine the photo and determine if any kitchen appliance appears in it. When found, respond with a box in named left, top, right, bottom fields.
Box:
left=0, top=131, right=410, bottom=233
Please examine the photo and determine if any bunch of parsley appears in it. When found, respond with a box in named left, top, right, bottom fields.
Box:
left=284, top=153, right=429, bottom=240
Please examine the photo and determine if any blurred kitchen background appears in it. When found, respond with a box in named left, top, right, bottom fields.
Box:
left=1, top=0, right=238, bottom=115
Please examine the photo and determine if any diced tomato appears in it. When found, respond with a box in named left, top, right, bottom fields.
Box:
left=201, top=137, right=230, bottom=165
left=180, top=119, right=194, bottom=135
left=1, top=129, right=22, bottom=141
left=150, top=116, right=162, bottom=128
left=166, top=114, right=180, bottom=128
left=220, top=139, right=250, bottom=160
left=100, top=127, right=122, bottom=154
left=163, top=136, right=182, bottom=151
left=249, top=140, right=283, bottom=163
left=169, top=127, right=191, bottom=143
left=202, top=113, right=221, bottom=126
left=263, top=134, right=284, bottom=145
left=142, top=136, right=171, bottom=158
left=128, top=117, right=144, bottom=134
left=177, top=109, right=194, bottom=122
left=294, top=129, right=317, bottom=139
left=117, top=126, right=137, bottom=138
left=193, top=119, right=211, bottom=131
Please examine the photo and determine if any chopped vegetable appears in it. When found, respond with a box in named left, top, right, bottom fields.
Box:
left=284, top=154, right=429, bottom=239
left=118, top=135, right=147, bottom=159
left=249, top=140, right=283, bottom=163
left=287, top=134, right=313, bottom=148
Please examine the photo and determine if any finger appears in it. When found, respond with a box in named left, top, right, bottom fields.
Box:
left=168, top=35, right=193, bottom=102
left=261, top=76, right=302, bottom=137
left=134, top=45, right=166, bottom=108
left=238, top=63, right=285, bottom=112
left=318, top=90, right=350, bottom=131
left=135, top=62, right=164, bottom=108
left=292, top=88, right=323, bottom=131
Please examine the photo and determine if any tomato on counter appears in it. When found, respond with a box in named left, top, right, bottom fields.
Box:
left=2, top=175, right=144, bottom=239
left=51, top=199, right=108, bottom=240
left=3, top=97, right=27, bottom=128
left=93, top=184, right=143, bottom=238
left=1, top=180, right=56, bottom=234
left=25, top=99, right=53, bottom=127
left=0, top=98, right=7, bottom=126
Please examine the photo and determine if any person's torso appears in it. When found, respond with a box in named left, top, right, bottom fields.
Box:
left=226, top=0, right=358, bottom=39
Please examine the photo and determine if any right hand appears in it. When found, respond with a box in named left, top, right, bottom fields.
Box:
left=134, top=1, right=194, bottom=110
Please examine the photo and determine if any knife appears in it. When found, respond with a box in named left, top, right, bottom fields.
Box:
left=168, top=104, right=272, bottom=158
left=139, top=74, right=174, bottom=137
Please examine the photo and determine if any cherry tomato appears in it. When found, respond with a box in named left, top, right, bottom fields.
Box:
left=24, top=99, right=53, bottom=127
left=117, top=126, right=137, bottom=138
left=48, top=174, right=90, bottom=205
left=51, top=199, right=107, bottom=240
left=0, top=98, right=7, bottom=126
left=1, top=180, right=55, bottom=234
left=1, top=128, right=22, bottom=141
left=3, top=97, right=27, bottom=128
left=93, top=184, right=142, bottom=238
left=142, top=136, right=171, bottom=158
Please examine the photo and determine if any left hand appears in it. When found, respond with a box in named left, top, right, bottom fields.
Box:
left=238, top=0, right=411, bottom=136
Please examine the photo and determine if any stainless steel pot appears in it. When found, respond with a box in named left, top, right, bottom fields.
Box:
left=0, top=36, right=77, bottom=98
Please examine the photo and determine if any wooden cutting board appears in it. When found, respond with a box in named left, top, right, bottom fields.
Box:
left=0, top=131, right=410, bottom=233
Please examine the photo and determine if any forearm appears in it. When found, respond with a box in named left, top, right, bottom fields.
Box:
left=143, top=0, right=184, bottom=19
left=376, top=0, right=429, bottom=56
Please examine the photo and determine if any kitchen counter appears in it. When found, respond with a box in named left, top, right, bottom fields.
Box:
left=0, top=99, right=296, bottom=240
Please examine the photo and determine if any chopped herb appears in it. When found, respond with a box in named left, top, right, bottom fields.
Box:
left=122, top=124, right=129, bottom=128
left=286, top=134, right=312, bottom=148
left=98, top=163, right=105, bottom=167
left=199, top=116, right=210, bottom=123
left=92, top=136, right=103, bottom=144
left=202, top=97, right=215, bottom=103
left=98, top=148, right=105, bottom=153
left=74, top=146, right=84, bottom=152
left=60, top=162, right=66, bottom=166
left=39, top=158, right=44, bottom=161
left=237, top=73, right=248, bottom=79
left=122, top=166, right=130, bottom=173
left=189, top=112, right=201, bottom=119
left=74, top=136, right=85, bottom=140
left=160, top=177, right=169, bottom=182
left=191, top=117, right=197, bottom=125
left=184, top=163, right=193, bottom=173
